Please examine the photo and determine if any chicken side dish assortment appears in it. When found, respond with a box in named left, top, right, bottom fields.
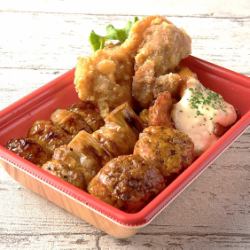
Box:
left=6, top=16, right=237, bottom=212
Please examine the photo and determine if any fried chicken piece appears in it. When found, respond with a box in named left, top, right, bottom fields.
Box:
left=69, top=101, right=104, bottom=131
left=6, top=138, right=51, bottom=166
left=42, top=160, right=86, bottom=189
left=148, top=91, right=173, bottom=127
left=88, top=155, right=165, bottom=212
left=133, top=70, right=183, bottom=109
left=51, top=109, right=92, bottom=134
left=75, top=16, right=191, bottom=114
left=52, top=145, right=101, bottom=186
left=139, top=109, right=149, bottom=128
left=178, top=66, right=197, bottom=81
left=74, top=17, right=158, bottom=116
left=74, top=46, right=134, bottom=117
left=132, top=16, right=191, bottom=108
left=92, top=103, right=142, bottom=158
left=28, top=120, right=72, bottom=153
left=177, top=66, right=198, bottom=96
left=134, top=126, right=194, bottom=180
left=153, top=73, right=182, bottom=99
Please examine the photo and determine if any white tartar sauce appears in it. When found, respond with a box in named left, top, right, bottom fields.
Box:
left=171, top=77, right=237, bottom=156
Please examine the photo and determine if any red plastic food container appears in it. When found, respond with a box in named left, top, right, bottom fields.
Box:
left=0, top=56, right=249, bottom=238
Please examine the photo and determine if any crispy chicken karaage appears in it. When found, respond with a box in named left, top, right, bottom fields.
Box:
left=75, top=16, right=191, bottom=115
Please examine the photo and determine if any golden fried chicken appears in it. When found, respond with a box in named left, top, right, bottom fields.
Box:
left=75, top=16, right=191, bottom=114
left=92, top=103, right=142, bottom=157
left=178, top=66, right=197, bottom=82
left=51, top=109, right=92, bottom=134
left=6, top=138, right=51, bottom=166
left=176, top=66, right=198, bottom=96
left=133, top=70, right=183, bottom=109
left=134, top=126, right=194, bottom=180
left=153, top=73, right=182, bottom=99
left=88, top=155, right=165, bottom=212
left=28, top=120, right=72, bottom=153
left=148, top=91, right=173, bottom=127
left=69, top=101, right=104, bottom=131
left=132, top=17, right=191, bottom=108
left=139, top=109, right=149, bottom=128
left=74, top=46, right=134, bottom=117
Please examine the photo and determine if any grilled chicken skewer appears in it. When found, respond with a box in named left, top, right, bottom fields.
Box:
left=6, top=101, right=104, bottom=166
left=42, top=103, right=143, bottom=188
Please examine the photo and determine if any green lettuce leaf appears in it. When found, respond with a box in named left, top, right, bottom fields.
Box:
left=89, top=17, right=139, bottom=52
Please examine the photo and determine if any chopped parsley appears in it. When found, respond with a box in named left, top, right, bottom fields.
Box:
left=189, top=87, right=226, bottom=116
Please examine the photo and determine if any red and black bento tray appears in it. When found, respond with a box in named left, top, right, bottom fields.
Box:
left=0, top=56, right=249, bottom=238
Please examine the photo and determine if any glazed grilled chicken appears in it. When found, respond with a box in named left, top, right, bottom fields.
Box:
left=134, top=126, right=194, bottom=180
left=42, top=145, right=101, bottom=188
left=69, top=101, right=104, bottom=131
left=69, top=103, right=143, bottom=160
left=6, top=102, right=104, bottom=167
left=68, top=130, right=111, bottom=165
left=45, top=102, right=142, bottom=188
left=6, top=138, right=51, bottom=166
left=93, top=103, right=143, bottom=157
left=42, top=160, right=86, bottom=189
left=88, top=155, right=165, bottom=212
left=51, top=101, right=104, bottom=134
left=51, top=109, right=92, bottom=135
left=28, top=120, right=72, bottom=153
left=139, top=91, right=173, bottom=128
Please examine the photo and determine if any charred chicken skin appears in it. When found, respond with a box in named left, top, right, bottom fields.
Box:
left=6, top=101, right=103, bottom=169
left=42, top=159, right=86, bottom=189
left=5, top=138, right=51, bottom=166
left=69, top=101, right=104, bottom=131
left=51, top=109, right=92, bottom=135
left=44, top=145, right=101, bottom=187
left=46, top=102, right=143, bottom=188
left=88, top=155, right=165, bottom=212
left=93, top=103, right=143, bottom=157
left=28, top=120, right=72, bottom=153
left=134, top=126, right=194, bottom=180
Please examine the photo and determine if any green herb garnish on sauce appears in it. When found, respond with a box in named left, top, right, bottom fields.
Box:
left=189, top=87, right=226, bottom=116
left=89, top=17, right=139, bottom=52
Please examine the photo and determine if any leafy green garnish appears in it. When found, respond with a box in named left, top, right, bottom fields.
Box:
left=89, top=17, right=139, bottom=52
